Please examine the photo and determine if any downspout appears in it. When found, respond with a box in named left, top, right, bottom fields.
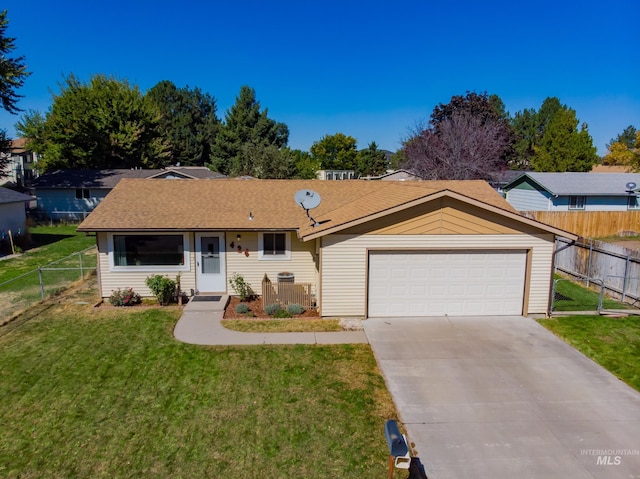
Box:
left=549, top=236, right=577, bottom=316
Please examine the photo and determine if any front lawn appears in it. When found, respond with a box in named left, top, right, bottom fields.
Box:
left=0, top=284, right=397, bottom=478
left=539, top=315, right=640, bottom=392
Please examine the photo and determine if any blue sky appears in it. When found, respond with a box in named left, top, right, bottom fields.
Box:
left=1, top=0, right=638, bottom=155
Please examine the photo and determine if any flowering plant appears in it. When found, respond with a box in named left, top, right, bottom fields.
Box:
left=109, top=287, right=142, bottom=307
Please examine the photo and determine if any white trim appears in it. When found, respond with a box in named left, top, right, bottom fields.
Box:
left=568, top=195, right=586, bottom=210
left=258, top=232, right=291, bottom=261
left=107, top=232, right=191, bottom=272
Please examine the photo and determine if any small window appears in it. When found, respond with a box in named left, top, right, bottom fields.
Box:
left=326, top=172, right=333, bottom=180
left=75, top=188, right=90, bottom=199
left=259, top=232, right=290, bottom=260
left=628, top=196, right=640, bottom=210
left=568, top=196, right=586, bottom=210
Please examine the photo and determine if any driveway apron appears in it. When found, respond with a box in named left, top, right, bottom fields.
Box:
left=364, top=316, right=640, bottom=479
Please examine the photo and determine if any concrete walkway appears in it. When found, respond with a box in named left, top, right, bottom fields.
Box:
left=173, top=296, right=368, bottom=345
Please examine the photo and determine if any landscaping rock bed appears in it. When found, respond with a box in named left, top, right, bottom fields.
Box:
left=224, top=296, right=319, bottom=319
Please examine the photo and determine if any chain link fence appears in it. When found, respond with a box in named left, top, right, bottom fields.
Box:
left=553, top=238, right=640, bottom=314
left=0, top=247, right=97, bottom=322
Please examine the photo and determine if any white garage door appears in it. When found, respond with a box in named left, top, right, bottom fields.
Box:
left=368, top=250, right=526, bottom=317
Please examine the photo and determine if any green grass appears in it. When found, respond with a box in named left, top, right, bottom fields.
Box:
left=0, top=225, right=96, bottom=284
left=553, top=276, right=631, bottom=311
left=0, top=285, right=397, bottom=478
left=222, top=318, right=343, bottom=332
left=539, top=315, right=640, bottom=392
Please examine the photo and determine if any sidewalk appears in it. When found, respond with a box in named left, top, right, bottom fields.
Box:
left=173, top=296, right=368, bottom=346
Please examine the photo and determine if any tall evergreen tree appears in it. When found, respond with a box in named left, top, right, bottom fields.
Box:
left=208, top=86, right=288, bottom=176
left=510, top=108, right=538, bottom=169
left=356, top=141, right=388, bottom=177
left=0, top=10, right=30, bottom=115
left=608, top=125, right=638, bottom=150
left=146, top=80, right=220, bottom=167
left=0, top=9, right=30, bottom=175
left=531, top=108, right=598, bottom=172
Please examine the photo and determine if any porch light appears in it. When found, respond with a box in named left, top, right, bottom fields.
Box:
left=236, top=234, right=241, bottom=242
left=249, top=212, right=254, bottom=221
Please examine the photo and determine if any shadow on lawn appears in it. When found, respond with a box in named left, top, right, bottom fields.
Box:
left=28, top=233, right=75, bottom=249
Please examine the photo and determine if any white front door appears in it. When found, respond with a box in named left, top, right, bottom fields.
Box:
left=195, top=233, right=226, bottom=292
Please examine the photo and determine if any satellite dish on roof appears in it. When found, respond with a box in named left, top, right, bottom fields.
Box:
left=295, top=189, right=321, bottom=210
left=626, top=182, right=637, bottom=192
left=294, top=189, right=321, bottom=227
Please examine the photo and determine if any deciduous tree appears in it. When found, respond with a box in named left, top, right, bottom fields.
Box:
left=23, top=74, right=168, bottom=171
left=289, top=149, right=320, bottom=179
left=401, top=112, right=510, bottom=180
left=605, top=127, right=640, bottom=169
left=310, top=133, right=357, bottom=171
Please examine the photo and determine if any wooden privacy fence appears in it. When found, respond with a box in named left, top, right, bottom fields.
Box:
left=522, top=211, right=640, bottom=238
left=555, top=237, right=640, bottom=305
left=261, top=274, right=314, bottom=310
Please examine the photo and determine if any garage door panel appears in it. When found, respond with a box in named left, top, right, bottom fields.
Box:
left=368, top=250, right=526, bottom=317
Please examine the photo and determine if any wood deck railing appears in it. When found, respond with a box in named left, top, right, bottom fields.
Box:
left=262, top=274, right=314, bottom=310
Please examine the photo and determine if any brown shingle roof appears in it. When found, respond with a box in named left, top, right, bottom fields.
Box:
left=78, top=178, right=527, bottom=237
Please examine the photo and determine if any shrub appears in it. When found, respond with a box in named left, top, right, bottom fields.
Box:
left=145, top=275, right=176, bottom=306
left=272, top=309, right=292, bottom=319
left=235, top=303, right=250, bottom=314
left=229, top=273, right=255, bottom=302
left=287, top=303, right=305, bottom=315
left=109, top=288, right=141, bottom=307
left=264, top=303, right=282, bottom=316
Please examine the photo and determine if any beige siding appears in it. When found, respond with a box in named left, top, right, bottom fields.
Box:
left=96, top=232, right=196, bottom=298
left=320, top=234, right=555, bottom=317
left=225, top=232, right=318, bottom=297
left=96, top=231, right=317, bottom=299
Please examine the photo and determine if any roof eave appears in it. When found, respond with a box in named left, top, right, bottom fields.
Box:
left=299, top=189, right=578, bottom=242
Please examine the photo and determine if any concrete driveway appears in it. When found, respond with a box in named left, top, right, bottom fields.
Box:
left=364, top=316, right=640, bottom=479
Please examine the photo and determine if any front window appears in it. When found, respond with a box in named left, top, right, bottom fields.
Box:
left=259, top=232, right=290, bottom=260
left=628, top=196, right=640, bottom=210
left=112, top=234, right=186, bottom=267
left=568, top=196, right=586, bottom=210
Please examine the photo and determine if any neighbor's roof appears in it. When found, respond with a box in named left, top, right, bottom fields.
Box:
left=77, top=178, right=577, bottom=240
left=505, top=172, right=640, bottom=196
left=0, top=187, right=34, bottom=205
left=31, top=167, right=224, bottom=188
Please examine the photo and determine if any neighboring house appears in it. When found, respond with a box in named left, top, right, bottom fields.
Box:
left=31, top=167, right=225, bottom=221
left=489, top=169, right=530, bottom=194
left=0, top=186, right=33, bottom=234
left=78, top=178, right=576, bottom=318
left=0, top=138, right=39, bottom=188
left=316, top=170, right=356, bottom=180
left=361, top=169, right=422, bottom=181
left=503, top=172, right=640, bottom=211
